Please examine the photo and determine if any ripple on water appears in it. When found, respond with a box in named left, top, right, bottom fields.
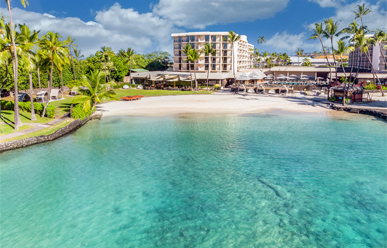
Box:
left=0, top=112, right=386, bottom=247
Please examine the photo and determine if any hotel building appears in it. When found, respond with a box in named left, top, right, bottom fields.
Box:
left=171, top=32, right=254, bottom=74
left=348, top=36, right=387, bottom=73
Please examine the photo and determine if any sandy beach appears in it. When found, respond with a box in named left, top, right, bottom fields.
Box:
left=99, top=93, right=332, bottom=116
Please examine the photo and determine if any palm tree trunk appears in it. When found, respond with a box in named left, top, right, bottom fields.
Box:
left=42, top=60, right=53, bottom=118
left=7, top=0, right=22, bottom=130
left=349, top=52, right=354, bottom=84
left=188, top=62, right=193, bottom=91
left=71, top=55, right=76, bottom=81
left=103, top=57, right=107, bottom=83
left=0, top=61, right=9, bottom=123
left=365, top=52, right=384, bottom=96
left=379, top=41, right=386, bottom=70
left=341, top=55, right=347, bottom=106
left=207, top=54, right=210, bottom=91
left=129, top=59, right=132, bottom=88
left=60, top=71, right=63, bottom=91
left=194, top=62, right=198, bottom=92
left=331, top=37, right=338, bottom=83
left=319, top=37, right=331, bottom=100
left=37, top=66, right=41, bottom=89
left=29, top=71, right=37, bottom=121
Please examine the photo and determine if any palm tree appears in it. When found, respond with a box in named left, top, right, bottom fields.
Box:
left=262, top=51, right=270, bottom=67
left=72, top=70, right=117, bottom=112
left=257, top=36, right=266, bottom=45
left=323, top=18, right=340, bottom=83
left=39, top=31, right=68, bottom=117
left=188, top=48, right=201, bottom=92
left=295, top=48, right=304, bottom=65
left=4, top=0, right=30, bottom=130
left=334, top=40, right=355, bottom=105
left=202, top=43, right=216, bottom=91
left=374, top=29, right=387, bottom=71
left=74, top=48, right=84, bottom=74
left=66, top=36, right=77, bottom=81
left=119, top=48, right=136, bottom=87
left=340, top=20, right=363, bottom=83
left=18, top=24, right=39, bottom=121
left=181, top=44, right=193, bottom=90
left=354, top=3, right=371, bottom=29
left=97, top=46, right=114, bottom=83
left=309, top=22, right=332, bottom=73
left=226, top=31, right=240, bottom=84
left=356, top=35, right=383, bottom=95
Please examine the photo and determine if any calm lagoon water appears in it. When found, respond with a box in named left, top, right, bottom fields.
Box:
left=1, top=112, right=386, bottom=247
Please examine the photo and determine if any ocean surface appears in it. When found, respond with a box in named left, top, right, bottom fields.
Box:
left=1, top=112, right=386, bottom=247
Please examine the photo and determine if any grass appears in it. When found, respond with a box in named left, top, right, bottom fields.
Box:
left=48, top=96, right=74, bottom=116
left=0, top=119, right=73, bottom=143
left=0, top=124, right=34, bottom=136
left=114, top=89, right=213, bottom=98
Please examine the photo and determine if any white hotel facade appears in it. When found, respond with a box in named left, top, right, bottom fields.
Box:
left=171, top=32, right=254, bottom=75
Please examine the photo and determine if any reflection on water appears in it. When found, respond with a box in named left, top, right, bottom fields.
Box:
left=1, top=112, right=386, bottom=247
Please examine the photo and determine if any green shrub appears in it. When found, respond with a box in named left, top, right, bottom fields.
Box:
left=329, top=96, right=336, bottom=102
left=71, top=104, right=92, bottom=120
left=364, top=84, right=377, bottom=90
left=0, top=100, right=55, bottom=118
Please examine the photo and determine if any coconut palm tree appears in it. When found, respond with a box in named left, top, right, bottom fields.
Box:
left=97, top=46, right=114, bottom=83
left=356, top=35, right=383, bottom=95
left=39, top=31, right=68, bottom=117
left=66, top=36, right=77, bottom=81
left=188, top=48, right=201, bottom=92
left=74, top=48, right=84, bottom=74
left=72, top=70, right=117, bottom=112
left=374, top=29, right=387, bottom=71
left=4, top=0, right=29, bottom=130
left=18, top=24, right=39, bottom=121
left=323, top=18, right=340, bottom=83
left=201, top=43, right=216, bottom=91
left=257, top=36, right=266, bottom=45
left=309, top=22, right=332, bottom=72
left=181, top=44, right=193, bottom=90
left=340, top=20, right=363, bottom=83
left=354, top=3, right=371, bottom=29
left=226, top=31, right=240, bottom=84
left=334, top=40, right=355, bottom=105
left=262, top=51, right=270, bottom=67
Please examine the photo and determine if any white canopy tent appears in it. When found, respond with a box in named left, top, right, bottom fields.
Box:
left=36, top=91, right=48, bottom=103
left=50, top=89, right=63, bottom=100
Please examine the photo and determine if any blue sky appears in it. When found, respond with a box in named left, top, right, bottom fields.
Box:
left=1, top=0, right=385, bottom=56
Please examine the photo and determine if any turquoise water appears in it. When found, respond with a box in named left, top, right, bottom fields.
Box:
left=1, top=112, right=386, bottom=247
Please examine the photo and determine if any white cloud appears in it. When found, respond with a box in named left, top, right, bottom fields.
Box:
left=153, top=0, right=290, bottom=29
left=308, top=0, right=346, bottom=8
left=0, top=3, right=179, bottom=56
left=265, top=0, right=386, bottom=53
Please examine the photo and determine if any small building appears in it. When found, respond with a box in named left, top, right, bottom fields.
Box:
left=36, top=91, right=48, bottom=103
left=332, top=85, right=364, bottom=103
left=18, top=93, right=31, bottom=102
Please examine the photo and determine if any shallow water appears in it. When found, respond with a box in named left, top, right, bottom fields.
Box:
left=1, top=112, right=386, bottom=247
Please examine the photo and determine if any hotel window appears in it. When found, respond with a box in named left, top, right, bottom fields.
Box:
left=223, top=36, right=228, bottom=42
left=223, top=43, right=227, bottom=49
left=187, top=64, right=189, bottom=70
left=212, top=57, right=216, bottom=63
left=190, top=64, right=194, bottom=70
left=223, top=51, right=227, bottom=56
left=212, top=36, right=216, bottom=42
left=179, top=51, right=181, bottom=56
left=186, top=36, right=189, bottom=42
left=179, top=64, right=182, bottom=70
left=205, top=57, right=209, bottom=63
left=179, top=37, right=181, bottom=42
left=205, top=35, right=209, bottom=42
left=190, top=36, right=195, bottom=42
left=223, top=64, right=227, bottom=70
left=190, top=43, right=195, bottom=49
left=213, top=43, right=216, bottom=49
left=205, top=64, right=209, bottom=70
left=179, top=58, right=182, bottom=63
left=223, top=58, right=227, bottom=63
left=212, top=64, right=216, bottom=70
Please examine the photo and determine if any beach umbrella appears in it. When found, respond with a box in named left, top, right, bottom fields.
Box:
left=236, top=73, right=250, bottom=81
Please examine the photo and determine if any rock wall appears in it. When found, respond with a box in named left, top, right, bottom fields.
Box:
left=0, top=118, right=89, bottom=153
left=330, top=104, right=387, bottom=121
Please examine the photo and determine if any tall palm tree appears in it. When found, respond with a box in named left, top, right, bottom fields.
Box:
left=188, top=48, right=201, bottom=92
left=374, top=29, right=387, bottom=71
left=181, top=44, right=193, bottom=90
left=354, top=3, right=371, bottom=29
left=18, top=24, right=39, bottom=121
left=72, top=70, right=117, bottom=112
left=202, top=43, right=216, bottom=91
left=39, top=31, right=68, bottom=117
left=66, top=36, right=77, bottom=81
left=4, top=0, right=30, bottom=130
left=226, top=31, right=240, bottom=84
left=309, top=22, right=332, bottom=73
left=257, top=36, right=266, bottom=45
left=73, top=48, right=84, bottom=74
left=340, top=20, right=363, bottom=83
left=323, top=18, right=340, bottom=83
left=334, top=40, right=354, bottom=105
left=126, top=48, right=135, bottom=85
left=97, top=46, right=114, bottom=83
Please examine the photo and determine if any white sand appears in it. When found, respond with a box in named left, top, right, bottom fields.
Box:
left=99, top=94, right=332, bottom=116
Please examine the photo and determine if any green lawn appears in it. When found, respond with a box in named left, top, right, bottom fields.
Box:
left=48, top=96, right=74, bottom=116
left=115, top=89, right=213, bottom=98
left=0, top=109, right=53, bottom=135
left=1, top=119, right=73, bottom=143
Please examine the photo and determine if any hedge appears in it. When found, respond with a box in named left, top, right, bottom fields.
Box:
left=1, top=100, right=55, bottom=118
left=71, top=104, right=92, bottom=120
